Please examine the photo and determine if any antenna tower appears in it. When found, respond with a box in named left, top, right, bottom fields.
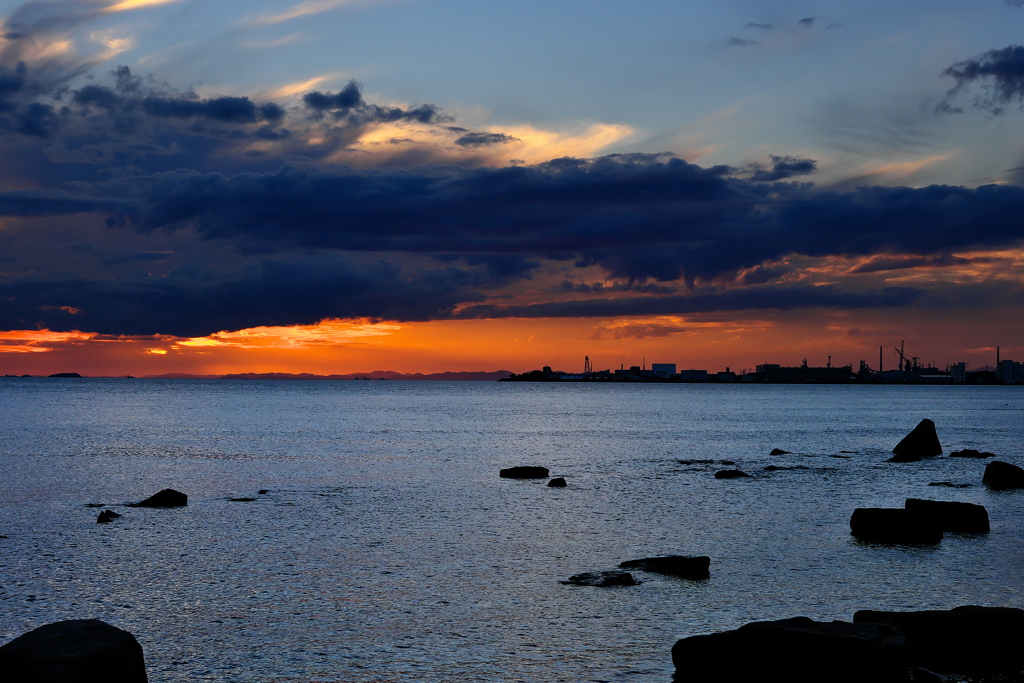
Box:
left=584, top=355, right=592, bottom=374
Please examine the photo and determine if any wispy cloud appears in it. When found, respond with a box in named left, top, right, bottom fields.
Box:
left=248, top=0, right=374, bottom=27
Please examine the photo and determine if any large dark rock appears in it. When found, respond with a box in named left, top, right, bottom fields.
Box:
left=499, top=466, right=549, bottom=479
left=0, top=619, right=148, bottom=682
left=982, top=460, right=1024, bottom=490
left=850, top=508, right=942, bottom=544
left=127, top=489, right=187, bottom=508
left=892, top=419, right=942, bottom=458
left=560, top=570, right=639, bottom=587
left=546, top=477, right=567, bottom=487
left=714, top=469, right=751, bottom=479
left=619, top=555, right=710, bottom=579
left=904, top=498, right=989, bottom=533
left=854, top=605, right=1024, bottom=678
left=671, top=616, right=909, bottom=683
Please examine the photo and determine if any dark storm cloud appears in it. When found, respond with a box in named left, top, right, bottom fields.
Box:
left=746, top=155, right=817, bottom=181
left=797, top=17, right=815, bottom=28
left=0, top=258, right=486, bottom=336
left=0, top=190, right=120, bottom=215
left=847, top=254, right=986, bottom=274
left=455, top=284, right=923, bottom=320
left=939, top=45, right=1024, bottom=114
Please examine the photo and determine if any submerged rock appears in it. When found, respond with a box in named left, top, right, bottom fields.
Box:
left=850, top=508, right=942, bottom=544
left=853, top=605, right=1024, bottom=678
left=96, top=510, right=121, bottom=524
left=982, top=460, right=1024, bottom=490
left=618, top=555, right=710, bottom=579
left=892, top=419, right=942, bottom=459
left=561, top=570, right=639, bottom=587
left=227, top=497, right=257, bottom=502
left=714, top=469, right=751, bottom=479
left=949, top=448, right=995, bottom=459
left=0, top=619, right=148, bottom=682
left=546, top=477, right=567, bottom=488
left=127, top=489, right=187, bottom=508
left=671, top=616, right=909, bottom=683
left=904, top=498, right=989, bottom=533
left=499, top=466, right=549, bottom=479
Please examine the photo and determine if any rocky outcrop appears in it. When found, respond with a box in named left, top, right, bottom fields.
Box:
left=618, top=555, right=710, bottom=579
left=0, top=619, right=148, bottom=682
left=96, top=510, right=121, bottom=524
left=671, top=617, right=909, bottom=683
left=904, top=498, right=989, bottom=533
left=560, top=570, right=639, bottom=587
left=127, top=489, right=187, bottom=508
left=499, top=466, right=549, bottom=479
left=853, top=605, right=1024, bottom=679
left=892, top=419, right=942, bottom=459
left=850, top=508, right=942, bottom=544
left=982, top=460, right=1024, bottom=490
left=714, top=469, right=751, bottom=479
left=546, top=477, right=567, bottom=487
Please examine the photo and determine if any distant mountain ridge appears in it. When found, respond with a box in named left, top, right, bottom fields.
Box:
left=141, top=370, right=513, bottom=381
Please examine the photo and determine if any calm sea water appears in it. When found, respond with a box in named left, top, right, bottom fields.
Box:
left=1, top=379, right=1022, bottom=682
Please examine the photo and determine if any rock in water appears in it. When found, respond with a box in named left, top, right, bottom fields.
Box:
left=770, top=448, right=791, bottom=455
left=618, top=555, right=710, bottom=579
left=546, top=477, right=567, bottom=487
left=96, top=510, right=121, bottom=524
left=499, top=466, right=549, bottom=479
left=560, top=570, right=639, bottom=587
left=892, top=419, right=942, bottom=458
left=128, top=489, right=187, bottom=507
left=714, top=469, right=751, bottom=479
left=671, top=617, right=909, bottom=683
left=904, top=498, right=989, bottom=533
left=0, top=619, right=148, bottom=682
left=850, top=508, right=942, bottom=544
left=982, top=460, right=1024, bottom=490
left=853, top=605, right=1024, bottom=678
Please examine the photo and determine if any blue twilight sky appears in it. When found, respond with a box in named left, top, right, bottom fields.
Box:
left=0, top=0, right=1023, bottom=373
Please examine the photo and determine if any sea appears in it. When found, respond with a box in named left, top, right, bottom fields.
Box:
left=0, top=378, right=1022, bottom=682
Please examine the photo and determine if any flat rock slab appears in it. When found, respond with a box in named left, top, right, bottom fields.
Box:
left=619, top=555, right=710, bottom=579
left=892, top=419, right=942, bottom=458
left=561, top=570, right=639, bottom=587
left=949, top=449, right=995, bottom=458
left=982, top=460, right=1024, bottom=490
left=854, top=605, right=1024, bottom=677
left=672, top=616, right=910, bottom=683
left=128, top=488, right=187, bottom=508
left=904, top=498, right=989, bottom=533
left=0, top=619, right=148, bottom=683
left=714, top=469, right=751, bottom=479
left=850, top=508, right=942, bottom=544
left=499, top=466, right=549, bottom=479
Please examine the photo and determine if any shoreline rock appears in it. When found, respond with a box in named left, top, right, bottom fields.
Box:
left=982, top=461, right=1024, bottom=490
left=0, top=619, right=148, bottom=682
left=560, top=570, right=639, bottom=587
left=850, top=508, right=942, bottom=544
left=127, top=489, right=187, bottom=508
left=619, top=555, right=710, bottom=579
left=892, top=419, right=942, bottom=459
left=904, top=498, right=989, bottom=534
left=499, top=466, right=549, bottom=479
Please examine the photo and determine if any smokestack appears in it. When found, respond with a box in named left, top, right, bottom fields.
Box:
left=879, top=346, right=883, bottom=373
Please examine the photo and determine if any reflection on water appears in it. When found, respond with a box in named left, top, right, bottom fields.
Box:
left=1, top=380, right=1022, bottom=681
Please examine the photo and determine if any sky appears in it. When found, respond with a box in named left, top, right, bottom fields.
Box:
left=0, top=0, right=1023, bottom=376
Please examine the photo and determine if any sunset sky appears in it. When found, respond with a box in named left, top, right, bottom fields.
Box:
left=1, top=0, right=1023, bottom=376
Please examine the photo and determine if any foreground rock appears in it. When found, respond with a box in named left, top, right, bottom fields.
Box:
left=854, top=605, right=1024, bottom=678
left=892, top=419, right=942, bottom=459
left=128, top=488, right=187, bottom=507
left=982, top=460, right=1024, bottom=490
left=904, top=498, right=989, bottom=533
left=499, top=466, right=549, bottom=479
left=672, top=617, right=909, bottom=682
left=850, top=508, right=942, bottom=544
left=560, top=570, right=639, bottom=587
left=619, top=555, right=709, bottom=579
left=0, top=619, right=148, bottom=682
left=714, top=469, right=751, bottom=479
